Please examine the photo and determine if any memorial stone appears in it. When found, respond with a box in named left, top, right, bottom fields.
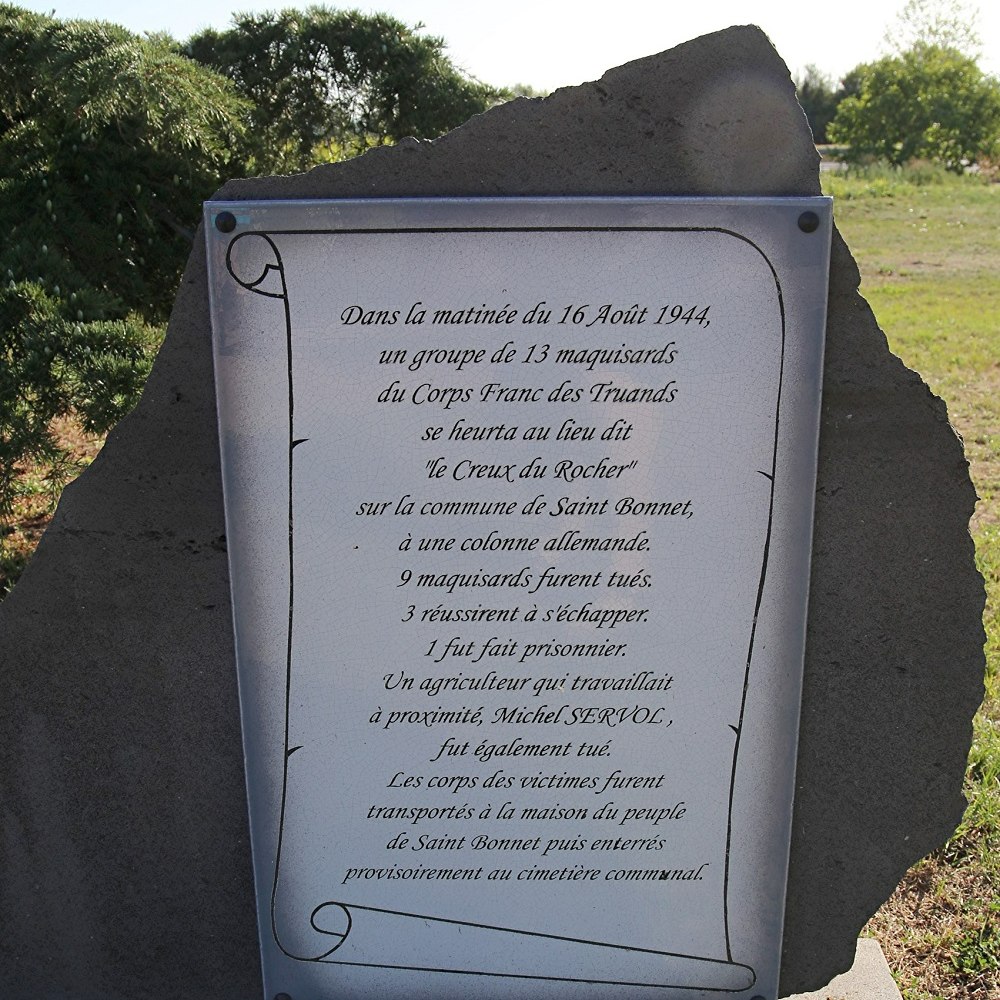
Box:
left=0, top=24, right=984, bottom=1000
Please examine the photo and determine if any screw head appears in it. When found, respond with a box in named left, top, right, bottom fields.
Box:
left=798, top=210, right=820, bottom=233
left=215, top=211, right=237, bottom=234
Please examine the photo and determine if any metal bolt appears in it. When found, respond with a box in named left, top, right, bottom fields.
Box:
left=798, top=210, right=820, bottom=233
left=215, top=211, right=237, bottom=233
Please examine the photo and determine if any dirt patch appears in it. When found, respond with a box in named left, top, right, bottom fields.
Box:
left=0, top=416, right=103, bottom=596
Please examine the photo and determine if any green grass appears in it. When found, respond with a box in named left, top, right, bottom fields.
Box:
left=965, top=525, right=1000, bottom=844
left=827, top=165, right=1000, bottom=999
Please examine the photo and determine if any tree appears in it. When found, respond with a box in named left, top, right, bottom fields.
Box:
left=0, top=6, right=250, bottom=320
left=794, top=66, right=842, bottom=144
left=828, top=43, right=1000, bottom=170
left=508, top=83, right=549, bottom=99
left=829, top=0, right=1000, bottom=170
left=883, top=0, right=982, bottom=57
left=0, top=6, right=250, bottom=514
left=184, top=7, right=507, bottom=173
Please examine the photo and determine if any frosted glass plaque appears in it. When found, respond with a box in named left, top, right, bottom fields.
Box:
left=205, top=197, right=832, bottom=1000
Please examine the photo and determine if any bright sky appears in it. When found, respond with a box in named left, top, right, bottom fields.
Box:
left=15, top=0, right=1000, bottom=87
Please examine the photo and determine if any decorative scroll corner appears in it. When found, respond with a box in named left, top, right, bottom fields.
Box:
left=311, top=901, right=354, bottom=956
left=226, top=232, right=287, bottom=299
left=271, top=896, right=352, bottom=963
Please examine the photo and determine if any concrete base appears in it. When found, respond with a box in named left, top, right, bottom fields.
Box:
left=783, top=939, right=902, bottom=999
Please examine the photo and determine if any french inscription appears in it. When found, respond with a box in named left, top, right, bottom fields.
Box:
left=207, top=199, right=830, bottom=996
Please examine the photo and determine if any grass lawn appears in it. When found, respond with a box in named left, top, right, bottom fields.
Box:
left=824, top=165, right=999, bottom=1000
left=0, top=165, right=996, bottom=998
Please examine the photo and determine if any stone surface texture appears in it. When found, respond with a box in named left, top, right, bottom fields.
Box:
left=0, top=23, right=984, bottom=1000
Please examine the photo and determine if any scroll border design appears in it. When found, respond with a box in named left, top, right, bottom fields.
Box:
left=224, top=223, right=786, bottom=990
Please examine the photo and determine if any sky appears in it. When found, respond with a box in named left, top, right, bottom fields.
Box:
left=14, top=0, right=1000, bottom=88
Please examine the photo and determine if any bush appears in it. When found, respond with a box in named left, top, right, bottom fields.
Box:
left=0, top=6, right=250, bottom=515
left=0, top=282, right=156, bottom=516
left=829, top=43, right=1000, bottom=171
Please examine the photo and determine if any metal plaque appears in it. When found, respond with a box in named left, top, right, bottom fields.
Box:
left=204, top=196, right=832, bottom=1000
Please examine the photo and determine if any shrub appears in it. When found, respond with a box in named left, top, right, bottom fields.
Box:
left=829, top=43, right=1000, bottom=171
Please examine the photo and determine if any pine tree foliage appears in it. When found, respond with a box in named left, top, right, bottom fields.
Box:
left=184, top=7, right=506, bottom=172
left=0, top=6, right=249, bottom=514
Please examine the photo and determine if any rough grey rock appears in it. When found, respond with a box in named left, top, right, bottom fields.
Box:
left=0, top=23, right=984, bottom=999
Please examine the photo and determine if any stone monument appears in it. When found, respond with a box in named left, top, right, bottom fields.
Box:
left=0, top=24, right=984, bottom=1000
